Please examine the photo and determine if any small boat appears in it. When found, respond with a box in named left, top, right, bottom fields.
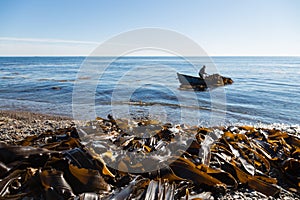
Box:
left=177, top=73, right=233, bottom=90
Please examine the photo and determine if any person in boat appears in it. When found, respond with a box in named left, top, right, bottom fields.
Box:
left=199, top=65, right=207, bottom=79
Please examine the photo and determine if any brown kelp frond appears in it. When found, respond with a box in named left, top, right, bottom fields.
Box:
left=0, top=116, right=300, bottom=199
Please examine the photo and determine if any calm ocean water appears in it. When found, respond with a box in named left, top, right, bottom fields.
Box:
left=0, top=56, right=299, bottom=126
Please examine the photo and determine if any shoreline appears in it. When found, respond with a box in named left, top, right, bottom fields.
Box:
left=1, top=109, right=299, bottom=142
left=1, top=109, right=299, bottom=137
left=0, top=110, right=73, bottom=121
left=1, top=109, right=299, bottom=128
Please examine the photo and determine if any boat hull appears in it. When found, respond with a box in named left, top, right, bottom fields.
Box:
left=177, top=73, right=233, bottom=90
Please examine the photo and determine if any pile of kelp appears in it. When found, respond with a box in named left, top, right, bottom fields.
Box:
left=0, top=116, right=300, bottom=199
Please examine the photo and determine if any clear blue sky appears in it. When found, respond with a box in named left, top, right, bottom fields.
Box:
left=0, top=0, right=299, bottom=56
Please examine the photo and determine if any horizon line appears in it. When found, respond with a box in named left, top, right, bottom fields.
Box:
left=0, top=55, right=300, bottom=57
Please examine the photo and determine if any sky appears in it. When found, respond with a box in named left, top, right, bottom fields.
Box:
left=0, top=0, right=299, bottom=56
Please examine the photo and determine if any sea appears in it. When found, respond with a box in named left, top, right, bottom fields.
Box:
left=0, top=56, right=299, bottom=126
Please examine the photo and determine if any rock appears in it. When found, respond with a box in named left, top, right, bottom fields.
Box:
left=51, top=86, right=61, bottom=90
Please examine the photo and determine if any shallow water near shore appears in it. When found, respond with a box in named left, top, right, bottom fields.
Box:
left=0, top=56, right=299, bottom=126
